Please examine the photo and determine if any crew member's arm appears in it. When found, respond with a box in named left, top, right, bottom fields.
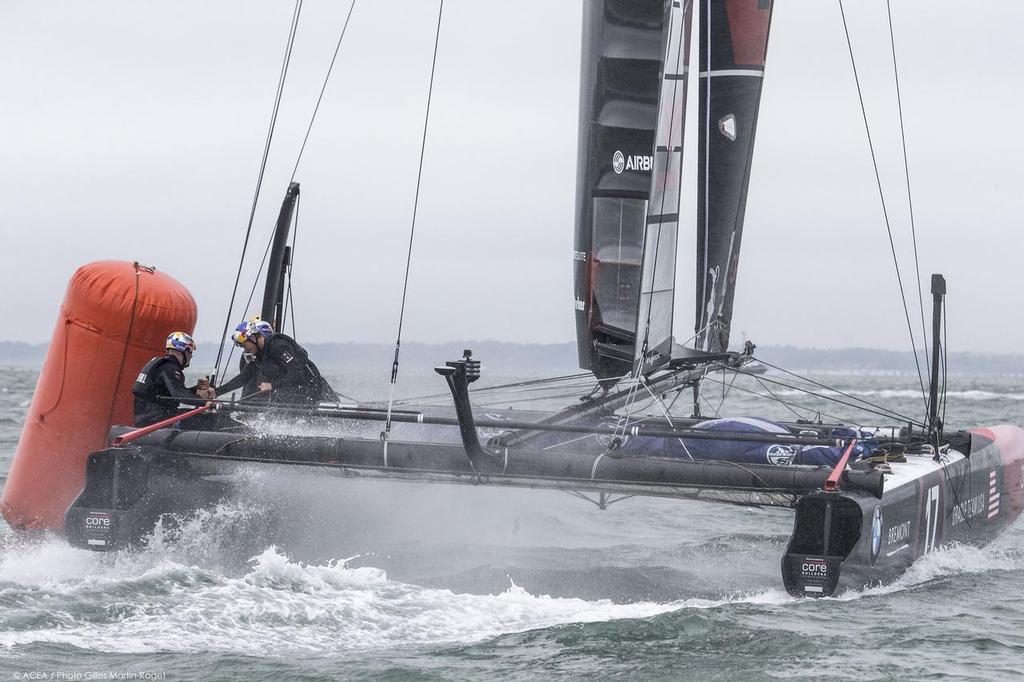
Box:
left=213, top=361, right=256, bottom=396
left=157, top=365, right=206, bottom=406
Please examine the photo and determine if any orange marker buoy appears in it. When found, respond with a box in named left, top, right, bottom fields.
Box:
left=1, top=261, right=197, bottom=530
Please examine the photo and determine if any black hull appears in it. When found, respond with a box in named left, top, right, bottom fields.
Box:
left=64, top=420, right=1024, bottom=596
left=64, top=447, right=232, bottom=550
left=783, top=426, right=1024, bottom=596
left=65, top=424, right=881, bottom=552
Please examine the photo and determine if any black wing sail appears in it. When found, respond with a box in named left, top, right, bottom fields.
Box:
left=574, top=0, right=676, bottom=381
left=694, top=0, right=774, bottom=353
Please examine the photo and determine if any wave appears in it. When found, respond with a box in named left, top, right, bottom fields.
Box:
left=0, top=496, right=796, bottom=656
left=1, top=499, right=1020, bottom=657
left=832, top=538, right=1024, bottom=602
left=0, top=544, right=682, bottom=655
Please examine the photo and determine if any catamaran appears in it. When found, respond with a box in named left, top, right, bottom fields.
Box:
left=4, top=0, right=1021, bottom=598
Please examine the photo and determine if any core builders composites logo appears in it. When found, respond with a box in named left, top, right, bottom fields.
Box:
left=800, top=558, right=829, bottom=580
left=612, top=150, right=652, bottom=174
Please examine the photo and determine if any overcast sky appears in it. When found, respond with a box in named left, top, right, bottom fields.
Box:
left=2, top=0, right=1022, bottom=355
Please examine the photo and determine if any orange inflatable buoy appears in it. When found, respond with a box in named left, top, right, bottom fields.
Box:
left=1, top=261, right=197, bottom=531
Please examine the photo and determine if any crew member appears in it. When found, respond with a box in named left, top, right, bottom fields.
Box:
left=214, top=316, right=336, bottom=407
left=132, top=332, right=217, bottom=427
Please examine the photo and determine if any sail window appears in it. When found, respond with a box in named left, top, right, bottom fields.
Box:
left=591, top=197, right=647, bottom=338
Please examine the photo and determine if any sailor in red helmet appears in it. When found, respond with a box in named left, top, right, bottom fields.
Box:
left=214, top=316, right=336, bottom=407
left=132, top=331, right=217, bottom=427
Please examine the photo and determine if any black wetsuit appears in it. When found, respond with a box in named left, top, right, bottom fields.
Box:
left=216, top=333, right=335, bottom=407
left=132, top=354, right=209, bottom=427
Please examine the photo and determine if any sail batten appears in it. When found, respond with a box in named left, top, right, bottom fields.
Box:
left=699, top=68, right=764, bottom=77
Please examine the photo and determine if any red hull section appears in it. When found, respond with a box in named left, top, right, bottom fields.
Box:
left=974, top=424, right=1024, bottom=526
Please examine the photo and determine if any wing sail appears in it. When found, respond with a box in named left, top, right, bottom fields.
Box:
left=694, top=0, right=774, bottom=353
left=634, top=0, right=693, bottom=374
left=574, top=0, right=689, bottom=380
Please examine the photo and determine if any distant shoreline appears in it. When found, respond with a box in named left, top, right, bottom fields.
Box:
left=2, top=340, right=1023, bottom=375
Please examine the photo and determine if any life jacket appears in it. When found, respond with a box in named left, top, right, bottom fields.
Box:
left=262, top=334, right=334, bottom=403
left=265, top=334, right=313, bottom=380
left=132, top=355, right=174, bottom=401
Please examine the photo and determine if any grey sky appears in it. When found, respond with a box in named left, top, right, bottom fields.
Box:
left=1, top=1, right=1021, bottom=354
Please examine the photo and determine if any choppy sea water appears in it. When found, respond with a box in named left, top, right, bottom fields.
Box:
left=1, top=364, right=1023, bottom=681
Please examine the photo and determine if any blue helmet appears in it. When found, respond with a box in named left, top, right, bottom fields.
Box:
left=230, top=321, right=249, bottom=347
left=231, top=316, right=273, bottom=347
left=166, top=331, right=196, bottom=354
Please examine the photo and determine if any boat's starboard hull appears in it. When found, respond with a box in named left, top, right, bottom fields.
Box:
left=782, top=425, right=1024, bottom=597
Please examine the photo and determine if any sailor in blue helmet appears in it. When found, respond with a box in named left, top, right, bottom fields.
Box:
left=132, top=332, right=218, bottom=427
left=214, top=316, right=336, bottom=407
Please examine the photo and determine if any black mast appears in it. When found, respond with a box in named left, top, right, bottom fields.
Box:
left=927, top=273, right=945, bottom=450
left=261, top=182, right=300, bottom=330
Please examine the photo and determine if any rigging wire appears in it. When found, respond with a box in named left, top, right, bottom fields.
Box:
left=752, top=375, right=814, bottom=422
left=695, top=365, right=741, bottom=418
left=697, top=393, right=720, bottom=419
left=217, top=0, right=356, bottom=383
left=749, top=357, right=921, bottom=425
left=473, top=388, right=619, bottom=409
left=285, top=278, right=297, bottom=338
left=214, top=0, right=304, bottom=385
left=886, top=0, right=930, bottom=386
left=382, top=0, right=445, bottom=442
left=639, top=381, right=695, bottom=460
left=679, top=361, right=925, bottom=429
left=612, top=374, right=649, bottom=443
left=940, top=448, right=972, bottom=530
left=392, top=372, right=596, bottom=405
left=663, top=383, right=686, bottom=413
left=733, top=365, right=925, bottom=427
left=447, top=358, right=911, bottom=431
left=837, top=0, right=928, bottom=420
left=403, top=382, right=604, bottom=408
left=286, top=282, right=297, bottom=337
left=704, top=374, right=855, bottom=426
left=468, top=379, right=605, bottom=399
left=289, top=0, right=358, bottom=183
left=713, top=366, right=740, bottom=417
left=220, top=222, right=281, bottom=381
